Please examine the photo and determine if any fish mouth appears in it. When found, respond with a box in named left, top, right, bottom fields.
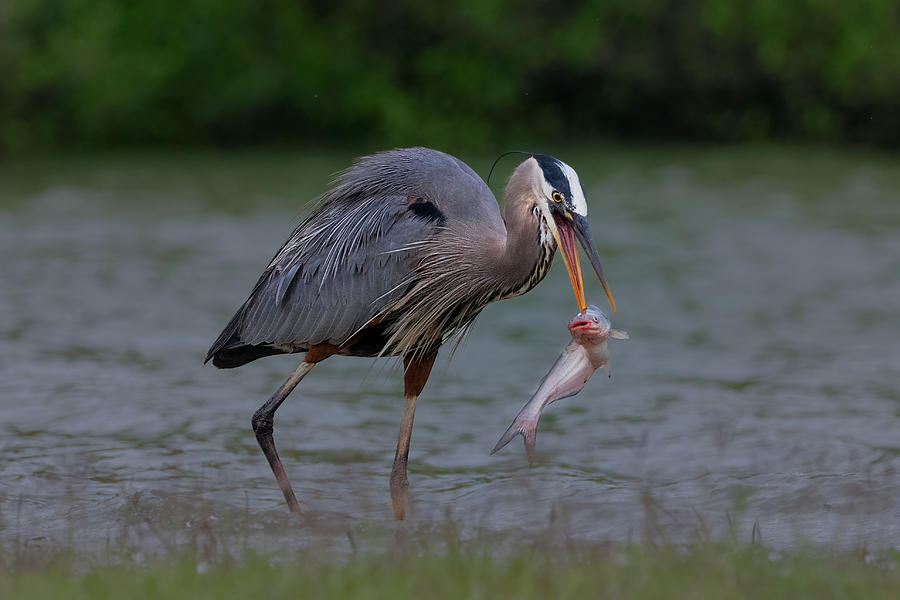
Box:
left=568, top=321, right=605, bottom=338
left=568, top=318, right=593, bottom=330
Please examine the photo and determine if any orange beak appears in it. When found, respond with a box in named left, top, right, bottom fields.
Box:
left=555, top=217, right=587, bottom=312
left=553, top=213, right=616, bottom=314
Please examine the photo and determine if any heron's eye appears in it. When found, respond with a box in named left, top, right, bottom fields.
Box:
left=551, top=191, right=563, bottom=203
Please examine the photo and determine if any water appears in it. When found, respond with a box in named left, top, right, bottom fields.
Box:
left=2, top=147, right=899, bottom=558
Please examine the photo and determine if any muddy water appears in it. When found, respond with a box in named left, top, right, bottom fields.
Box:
left=1, top=148, right=899, bottom=558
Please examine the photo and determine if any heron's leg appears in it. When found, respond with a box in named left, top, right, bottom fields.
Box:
left=390, top=351, right=437, bottom=520
left=251, top=345, right=337, bottom=513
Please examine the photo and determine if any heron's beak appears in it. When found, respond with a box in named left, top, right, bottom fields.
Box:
left=541, top=204, right=616, bottom=314
left=571, top=213, right=616, bottom=313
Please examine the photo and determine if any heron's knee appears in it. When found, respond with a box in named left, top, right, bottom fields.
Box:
left=251, top=408, right=273, bottom=437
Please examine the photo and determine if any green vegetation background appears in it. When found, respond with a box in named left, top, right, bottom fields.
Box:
left=3, top=1, right=900, bottom=152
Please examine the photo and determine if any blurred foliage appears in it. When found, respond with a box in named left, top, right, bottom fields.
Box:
left=1, top=0, right=899, bottom=152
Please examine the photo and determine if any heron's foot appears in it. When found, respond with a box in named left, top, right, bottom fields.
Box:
left=390, top=472, right=409, bottom=520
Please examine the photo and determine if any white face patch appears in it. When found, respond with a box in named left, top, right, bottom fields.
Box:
left=559, top=161, right=588, bottom=216
left=539, top=176, right=555, bottom=205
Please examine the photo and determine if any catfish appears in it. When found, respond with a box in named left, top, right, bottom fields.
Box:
left=491, top=305, right=628, bottom=465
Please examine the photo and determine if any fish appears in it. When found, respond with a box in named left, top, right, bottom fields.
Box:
left=491, top=305, right=628, bottom=465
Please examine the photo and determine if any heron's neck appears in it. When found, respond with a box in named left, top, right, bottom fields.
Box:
left=492, top=193, right=555, bottom=299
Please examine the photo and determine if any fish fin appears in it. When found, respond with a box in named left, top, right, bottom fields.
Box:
left=609, top=329, right=629, bottom=340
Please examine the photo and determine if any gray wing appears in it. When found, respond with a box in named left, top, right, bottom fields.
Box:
left=206, top=193, right=437, bottom=365
left=206, top=147, right=502, bottom=368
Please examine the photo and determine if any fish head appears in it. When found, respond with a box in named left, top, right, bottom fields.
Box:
left=567, top=304, right=611, bottom=345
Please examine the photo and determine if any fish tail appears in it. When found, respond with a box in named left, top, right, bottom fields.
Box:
left=491, top=412, right=539, bottom=466
left=523, top=428, right=537, bottom=466
left=490, top=421, right=521, bottom=456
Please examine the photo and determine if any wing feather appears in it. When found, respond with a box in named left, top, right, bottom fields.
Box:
left=206, top=193, right=438, bottom=363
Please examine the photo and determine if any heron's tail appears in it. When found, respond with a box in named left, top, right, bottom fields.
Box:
left=490, top=412, right=539, bottom=466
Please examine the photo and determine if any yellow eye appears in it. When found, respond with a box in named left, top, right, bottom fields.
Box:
left=551, top=191, right=563, bottom=203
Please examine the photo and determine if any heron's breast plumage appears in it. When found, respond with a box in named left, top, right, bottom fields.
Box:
left=374, top=208, right=556, bottom=359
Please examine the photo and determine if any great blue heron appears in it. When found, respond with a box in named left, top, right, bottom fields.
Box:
left=205, top=147, right=615, bottom=520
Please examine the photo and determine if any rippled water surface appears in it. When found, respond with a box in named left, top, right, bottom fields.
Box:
left=2, top=147, right=899, bottom=557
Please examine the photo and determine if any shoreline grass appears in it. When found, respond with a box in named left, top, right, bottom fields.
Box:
left=4, top=544, right=900, bottom=599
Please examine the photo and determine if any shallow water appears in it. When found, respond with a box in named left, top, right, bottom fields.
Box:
left=2, top=147, right=899, bottom=558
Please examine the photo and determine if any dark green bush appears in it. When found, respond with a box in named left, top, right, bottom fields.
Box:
left=2, top=0, right=899, bottom=151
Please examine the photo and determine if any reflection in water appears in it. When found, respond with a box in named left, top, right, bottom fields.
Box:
left=1, top=149, right=899, bottom=558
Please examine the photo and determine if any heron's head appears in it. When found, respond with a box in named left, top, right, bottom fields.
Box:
left=516, top=154, right=616, bottom=314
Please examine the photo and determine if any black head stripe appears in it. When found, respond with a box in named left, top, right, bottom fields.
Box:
left=533, top=154, right=572, bottom=199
